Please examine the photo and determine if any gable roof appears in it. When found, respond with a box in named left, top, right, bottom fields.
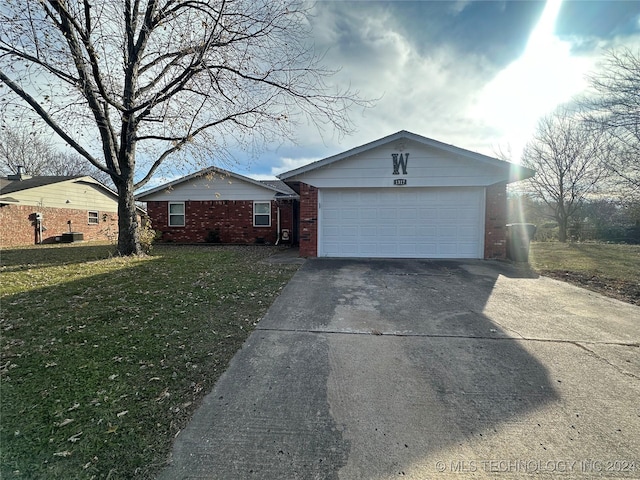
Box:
left=0, top=175, right=84, bottom=195
left=0, top=175, right=120, bottom=200
left=136, top=166, right=297, bottom=200
left=0, top=175, right=146, bottom=213
left=278, top=130, right=535, bottom=183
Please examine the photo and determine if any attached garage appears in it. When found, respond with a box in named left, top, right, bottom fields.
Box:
left=279, top=130, right=534, bottom=259
left=320, top=187, right=484, bottom=258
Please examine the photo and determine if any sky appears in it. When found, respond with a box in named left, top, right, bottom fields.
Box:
left=215, top=0, right=640, bottom=183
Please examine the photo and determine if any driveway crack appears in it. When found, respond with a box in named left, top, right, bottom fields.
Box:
left=480, top=315, right=526, bottom=340
left=571, top=342, right=640, bottom=381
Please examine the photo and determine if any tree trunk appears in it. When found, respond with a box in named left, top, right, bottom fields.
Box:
left=558, top=218, right=568, bottom=243
left=115, top=173, right=142, bottom=255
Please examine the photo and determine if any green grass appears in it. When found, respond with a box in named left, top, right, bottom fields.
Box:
left=529, top=242, right=640, bottom=304
left=0, top=243, right=299, bottom=479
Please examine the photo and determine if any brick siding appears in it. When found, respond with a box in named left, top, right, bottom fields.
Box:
left=147, top=199, right=294, bottom=245
left=0, top=204, right=119, bottom=247
left=484, top=182, right=507, bottom=259
left=298, top=183, right=318, bottom=257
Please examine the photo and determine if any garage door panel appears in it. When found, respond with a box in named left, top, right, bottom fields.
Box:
left=379, top=226, right=397, bottom=237
left=419, top=208, right=439, bottom=221
left=398, top=225, right=417, bottom=236
left=417, top=225, right=438, bottom=238
left=360, top=225, right=377, bottom=237
left=458, top=243, right=479, bottom=255
left=379, top=208, right=397, bottom=220
left=398, top=208, right=418, bottom=220
left=323, top=208, right=341, bottom=221
left=360, top=209, right=378, bottom=220
left=323, top=225, right=341, bottom=238
left=458, top=208, right=478, bottom=221
left=342, top=208, right=359, bottom=221
left=320, top=187, right=483, bottom=258
left=459, top=226, right=477, bottom=238
left=379, top=243, right=399, bottom=255
left=340, top=226, right=358, bottom=238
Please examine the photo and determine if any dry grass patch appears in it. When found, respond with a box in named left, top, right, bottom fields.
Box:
left=529, top=242, right=640, bottom=305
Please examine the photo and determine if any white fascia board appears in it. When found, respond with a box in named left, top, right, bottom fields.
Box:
left=136, top=166, right=290, bottom=200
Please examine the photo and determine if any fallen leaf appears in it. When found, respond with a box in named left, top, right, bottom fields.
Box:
left=155, top=388, right=170, bottom=402
left=56, top=418, right=74, bottom=427
left=116, top=410, right=128, bottom=418
left=53, top=450, right=72, bottom=457
left=67, top=403, right=80, bottom=411
left=108, top=374, right=118, bottom=380
left=105, top=424, right=118, bottom=434
left=68, top=432, right=83, bottom=443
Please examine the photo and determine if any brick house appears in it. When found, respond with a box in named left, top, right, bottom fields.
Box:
left=0, top=169, right=124, bottom=247
left=278, top=130, right=535, bottom=259
left=136, top=167, right=298, bottom=245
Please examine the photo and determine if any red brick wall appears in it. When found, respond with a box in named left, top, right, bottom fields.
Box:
left=0, top=204, right=119, bottom=247
left=298, top=183, right=318, bottom=257
left=484, top=182, right=507, bottom=259
left=147, top=199, right=294, bottom=245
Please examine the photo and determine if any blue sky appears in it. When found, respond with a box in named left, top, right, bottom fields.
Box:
left=217, top=0, right=640, bottom=182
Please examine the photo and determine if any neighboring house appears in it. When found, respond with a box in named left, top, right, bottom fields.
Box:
left=0, top=168, right=122, bottom=247
left=136, top=167, right=298, bottom=245
left=278, top=130, right=535, bottom=259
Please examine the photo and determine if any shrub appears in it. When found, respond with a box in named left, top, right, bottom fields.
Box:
left=205, top=229, right=221, bottom=243
left=139, top=220, right=160, bottom=253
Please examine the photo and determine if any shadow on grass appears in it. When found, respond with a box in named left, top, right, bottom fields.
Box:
left=1, top=246, right=293, bottom=479
left=0, top=243, right=118, bottom=270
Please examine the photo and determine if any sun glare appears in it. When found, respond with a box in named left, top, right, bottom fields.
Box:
left=473, top=0, right=593, bottom=162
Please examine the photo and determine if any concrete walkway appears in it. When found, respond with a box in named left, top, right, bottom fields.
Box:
left=158, top=259, right=640, bottom=479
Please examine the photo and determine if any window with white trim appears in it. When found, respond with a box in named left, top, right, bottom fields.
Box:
left=253, top=202, right=271, bottom=227
left=88, top=211, right=99, bottom=225
left=168, top=202, right=185, bottom=227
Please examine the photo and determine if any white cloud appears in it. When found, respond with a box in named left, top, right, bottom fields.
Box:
left=297, top=3, right=500, bottom=157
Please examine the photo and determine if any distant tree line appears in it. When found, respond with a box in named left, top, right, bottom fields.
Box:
left=519, top=48, right=640, bottom=243
left=0, top=127, right=112, bottom=186
left=508, top=194, right=640, bottom=244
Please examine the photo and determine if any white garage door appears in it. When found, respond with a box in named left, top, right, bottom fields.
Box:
left=319, top=187, right=485, bottom=258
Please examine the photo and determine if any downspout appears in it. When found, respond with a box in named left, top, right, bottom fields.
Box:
left=275, top=205, right=281, bottom=245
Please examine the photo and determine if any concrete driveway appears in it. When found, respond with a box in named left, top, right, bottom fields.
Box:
left=158, top=259, right=640, bottom=479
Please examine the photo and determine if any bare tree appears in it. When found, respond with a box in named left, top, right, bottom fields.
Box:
left=1, top=127, right=112, bottom=185
left=0, top=127, right=54, bottom=176
left=522, top=109, right=612, bottom=242
left=0, top=0, right=369, bottom=255
left=582, top=48, right=640, bottom=194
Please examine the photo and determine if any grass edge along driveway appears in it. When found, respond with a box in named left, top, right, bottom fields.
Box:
left=529, top=242, right=640, bottom=306
left=0, top=244, right=299, bottom=479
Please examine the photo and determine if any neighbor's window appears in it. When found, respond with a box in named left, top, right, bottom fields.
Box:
left=168, top=202, right=185, bottom=227
left=253, top=202, right=271, bottom=227
left=88, top=211, right=99, bottom=225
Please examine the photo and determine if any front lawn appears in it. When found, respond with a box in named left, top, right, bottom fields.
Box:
left=0, top=243, right=299, bottom=479
left=529, top=242, right=640, bottom=305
